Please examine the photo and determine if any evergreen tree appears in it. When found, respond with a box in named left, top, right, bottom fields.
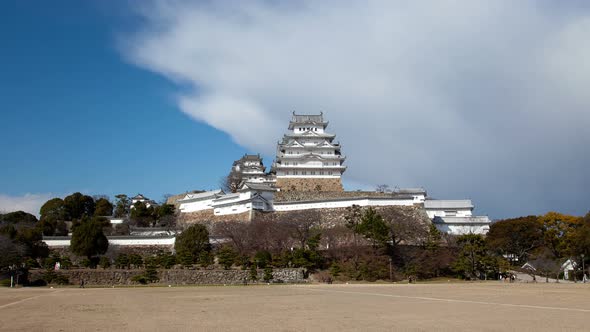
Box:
left=217, top=245, right=238, bottom=269
left=70, top=219, right=108, bottom=263
left=174, top=224, right=211, bottom=265
left=263, top=266, right=273, bottom=282
left=94, top=198, right=114, bottom=216
left=249, top=264, right=258, bottom=281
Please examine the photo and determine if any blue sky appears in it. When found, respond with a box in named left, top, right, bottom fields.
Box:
left=0, top=1, right=250, bottom=205
left=1, top=1, right=589, bottom=219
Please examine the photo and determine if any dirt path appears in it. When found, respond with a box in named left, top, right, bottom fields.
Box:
left=1, top=283, right=589, bottom=331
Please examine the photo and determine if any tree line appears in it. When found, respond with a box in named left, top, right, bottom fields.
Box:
left=1, top=199, right=589, bottom=284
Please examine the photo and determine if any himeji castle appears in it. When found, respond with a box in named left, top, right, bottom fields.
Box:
left=174, top=112, right=492, bottom=235
left=271, top=112, right=346, bottom=192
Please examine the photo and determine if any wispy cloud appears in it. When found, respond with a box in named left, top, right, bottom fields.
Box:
left=0, top=193, right=56, bottom=217
left=121, top=1, right=590, bottom=218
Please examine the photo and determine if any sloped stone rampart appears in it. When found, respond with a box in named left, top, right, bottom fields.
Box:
left=274, top=190, right=405, bottom=202
left=177, top=210, right=251, bottom=226
left=275, top=178, right=343, bottom=192
left=253, top=205, right=430, bottom=229
left=29, top=268, right=306, bottom=286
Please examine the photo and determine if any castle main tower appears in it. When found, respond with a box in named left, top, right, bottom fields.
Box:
left=271, top=112, right=346, bottom=191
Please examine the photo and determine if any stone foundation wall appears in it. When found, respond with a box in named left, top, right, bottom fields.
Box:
left=29, top=268, right=306, bottom=286
left=276, top=178, right=343, bottom=192
left=274, top=190, right=400, bottom=202
left=253, top=205, right=429, bottom=229
left=177, top=210, right=251, bottom=227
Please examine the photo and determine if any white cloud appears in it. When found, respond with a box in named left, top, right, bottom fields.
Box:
left=0, top=193, right=55, bottom=217
left=122, top=0, right=590, bottom=218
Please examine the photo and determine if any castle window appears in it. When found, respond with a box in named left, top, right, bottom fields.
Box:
left=311, top=171, right=315, bottom=175
left=320, top=171, right=324, bottom=175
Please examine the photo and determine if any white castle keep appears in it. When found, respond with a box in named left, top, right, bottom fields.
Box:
left=272, top=113, right=346, bottom=191
left=175, top=112, right=491, bottom=235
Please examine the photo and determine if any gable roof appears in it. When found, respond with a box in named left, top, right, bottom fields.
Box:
left=288, top=113, right=328, bottom=129
left=179, top=189, right=224, bottom=202
left=239, top=182, right=277, bottom=192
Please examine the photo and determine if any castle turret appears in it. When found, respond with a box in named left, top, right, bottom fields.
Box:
left=271, top=112, right=346, bottom=191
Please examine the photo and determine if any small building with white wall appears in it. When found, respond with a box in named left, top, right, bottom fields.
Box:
left=425, top=199, right=491, bottom=235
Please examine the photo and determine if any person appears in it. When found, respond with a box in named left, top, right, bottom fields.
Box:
left=80, top=279, right=85, bottom=288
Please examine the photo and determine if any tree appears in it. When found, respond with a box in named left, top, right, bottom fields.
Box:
left=249, top=264, right=258, bottom=281
left=174, top=224, right=211, bottom=265
left=253, top=250, right=272, bottom=268
left=212, top=221, right=251, bottom=255
left=263, top=266, right=273, bottom=282
left=355, top=208, right=389, bottom=248
left=130, top=201, right=154, bottom=227
left=115, top=253, right=130, bottom=269
left=0, top=211, right=38, bottom=224
left=220, top=170, right=243, bottom=193
left=64, top=192, right=95, bottom=220
left=40, top=198, right=67, bottom=220
left=567, top=212, right=590, bottom=258
left=453, top=234, right=488, bottom=279
left=154, top=204, right=176, bottom=228
left=379, top=207, right=430, bottom=247
left=424, top=223, right=442, bottom=252
left=39, top=198, right=67, bottom=236
left=114, top=194, right=130, bottom=218
left=199, top=251, right=214, bottom=268
left=287, top=209, right=322, bottom=249
left=94, top=198, right=113, bottom=216
left=486, top=216, right=543, bottom=264
left=529, top=249, right=564, bottom=282
left=70, top=219, right=109, bottom=262
left=0, top=235, right=27, bottom=271
left=217, top=245, right=238, bottom=269
left=375, top=184, right=390, bottom=193
left=539, top=212, right=581, bottom=258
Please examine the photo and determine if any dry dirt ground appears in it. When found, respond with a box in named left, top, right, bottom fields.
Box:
left=1, top=282, right=589, bottom=331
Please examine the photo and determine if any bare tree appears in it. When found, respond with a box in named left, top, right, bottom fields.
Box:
left=282, top=209, right=322, bottom=249
left=529, top=249, right=565, bottom=282
left=220, top=171, right=243, bottom=193
left=212, top=221, right=251, bottom=255
left=375, top=184, right=390, bottom=193
left=379, top=207, right=430, bottom=246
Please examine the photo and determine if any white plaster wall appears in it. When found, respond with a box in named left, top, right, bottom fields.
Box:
left=434, top=224, right=490, bottom=235
left=426, top=208, right=473, bottom=218
left=43, top=239, right=72, bottom=247
left=273, top=197, right=416, bottom=212
left=276, top=173, right=341, bottom=178
left=109, top=237, right=176, bottom=246
left=214, top=202, right=251, bottom=215
left=179, top=198, right=215, bottom=213
left=44, top=237, right=177, bottom=247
